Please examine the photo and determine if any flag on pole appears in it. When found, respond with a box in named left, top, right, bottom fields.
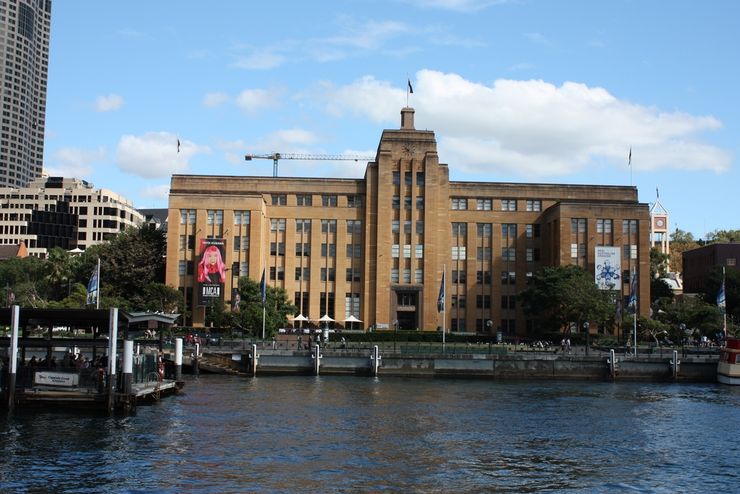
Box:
left=628, top=146, right=632, bottom=166
left=437, top=271, right=445, bottom=313
left=407, top=79, right=414, bottom=94
left=86, top=263, right=99, bottom=306
left=260, top=268, right=266, bottom=306
left=717, top=269, right=726, bottom=315
left=177, top=138, right=181, bottom=153
left=627, top=270, right=637, bottom=313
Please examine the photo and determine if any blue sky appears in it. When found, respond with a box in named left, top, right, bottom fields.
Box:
left=44, top=0, right=738, bottom=239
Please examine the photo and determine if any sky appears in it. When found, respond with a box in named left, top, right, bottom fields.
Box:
left=43, top=0, right=739, bottom=239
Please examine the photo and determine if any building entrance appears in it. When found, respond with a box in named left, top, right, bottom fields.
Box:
left=395, top=291, right=418, bottom=330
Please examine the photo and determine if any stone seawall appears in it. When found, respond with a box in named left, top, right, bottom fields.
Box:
left=196, top=349, right=719, bottom=382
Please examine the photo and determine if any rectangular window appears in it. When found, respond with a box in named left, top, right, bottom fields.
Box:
left=347, top=195, right=363, bottom=208
left=347, top=220, right=362, bottom=234
left=322, top=195, right=338, bottom=207
left=234, top=210, right=250, bottom=225
left=403, top=269, right=411, bottom=283
left=269, top=266, right=285, bottom=281
left=240, top=262, right=249, bottom=277
left=321, top=243, right=336, bottom=257
left=346, top=268, right=361, bottom=282
left=452, top=246, right=467, bottom=260
left=502, top=247, right=516, bottom=261
left=179, top=235, right=186, bottom=250
left=404, top=197, right=412, bottom=210
left=392, top=196, right=400, bottom=209
left=271, top=194, right=287, bottom=206
left=320, top=268, right=336, bottom=281
left=270, top=242, right=285, bottom=256
left=321, top=219, right=337, bottom=233
left=404, top=220, right=412, bottom=234
left=180, top=209, right=196, bottom=224
left=415, top=269, right=423, bottom=283
left=571, top=243, right=578, bottom=258
left=623, top=219, right=638, bottom=234
left=476, top=295, right=491, bottom=309
left=477, top=223, right=492, bottom=237
left=476, top=198, right=492, bottom=210
left=392, top=171, right=400, bottom=185
left=296, top=219, right=311, bottom=233
left=452, top=222, right=467, bottom=237
left=178, top=260, right=186, bottom=276
left=502, top=224, right=517, bottom=237
left=526, top=248, right=540, bottom=262
left=392, top=244, right=400, bottom=258
left=451, top=197, right=467, bottom=210
left=403, top=245, right=411, bottom=258
left=452, top=270, right=467, bottom=284
left=295, top=243, right=310, bottom=256
left=295, top=267, right=310, bottom=281
left=271, top=218, right=286, bottom=231
left=234, top=236, right=241, bottom=251
left=476, top=270, right=491, bottom=284
left=501, top=199, right=517, bottom=211
left=416, top=221, right=424, bottom=235
left=296, top=194, right=312, bottom=206
left=404, top=172, right=412, bottom=185
left=416, top=172, right=425, bottom=186
left=415, top=244, right=423, bottom=259
left=346, top=244, right=361, bottom=258
left=526, top=200, right=541, bottom=212
left=392, top=220, right=400, bottom=233
left=416, top=196, right=424, bottom=210
left=452, top=295, right=466, bottom=309
left=631, top=244, right=637, bottom=260
left=501, top=271, right=516, bottom=285
left=477, top=247, right=491, bottom=260
left=391, top=269, right=399, bottom=283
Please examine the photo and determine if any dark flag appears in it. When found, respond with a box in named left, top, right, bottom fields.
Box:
left=437, top=271, right=445, bottom=313
left=86, top=263, right=99, bottom=306
left=407, top=79, right=414, bottom=94
left=177, top=138, right=181, bottom=153
left=260, top=268, right=266, bottom=306
left=628, top=146, right=632, bottom=166
left=627, top=270, right=637, bottom=313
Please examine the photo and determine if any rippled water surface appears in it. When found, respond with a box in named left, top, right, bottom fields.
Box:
left=2, top=376, right=740, bottom=493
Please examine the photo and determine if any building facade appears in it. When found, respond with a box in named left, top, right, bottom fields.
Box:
left=0, top=176, right=144, bottom=257
left=0, top=0, right=51, bottom=188
left=167, top=108, right=651, bottom=335
left=683, top=243, right=740, bottom=294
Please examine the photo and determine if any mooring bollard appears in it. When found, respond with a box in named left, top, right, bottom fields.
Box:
left=193, top=342, right=200, bottom=376
left=122, top=340, right=133, bottom=396
left=607, top=349, right=619, bottom=379
left=6, top=305, right=20, bottom=412
left=370, top=345, right=381, bottom=377
left=174, top=338, right=183, bottom=381
left=313, top=344, right=322, bottom=375
left=107, top=308, right=119, bottom=413
left=670, top=350, right=680, bottom=380
left=250, top=343, right=259, bottom=377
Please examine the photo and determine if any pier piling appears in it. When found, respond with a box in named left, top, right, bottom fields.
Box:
left=122, top=340, right=133, bottom=396
left=175, top=338, right=183, bottom=381
left=107, top=308, right=119, bottom=413
left=6, top=305, right=19, bottom=412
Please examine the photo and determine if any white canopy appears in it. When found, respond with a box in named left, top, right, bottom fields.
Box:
left=319, top=314, right=334, bottom=322
left=291, top=314, right=309, bottom=322
left=343, top=315, right=362, bottom=323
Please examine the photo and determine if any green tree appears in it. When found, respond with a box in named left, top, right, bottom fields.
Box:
left=668, top=228, right=699, bottom=273
left=233, top=276, right=297, bottom=337
left=705, top=229, right=740, bottom=244
left=701, top=266, right=739, bottom=323
left=652, top=296, right=723, bottom=342
left=519, top=265, right=615, bottom=335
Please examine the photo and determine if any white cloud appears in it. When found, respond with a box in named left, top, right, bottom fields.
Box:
left=139, top=184, right=170, bottom=200
left=402, top=0, right=515, bottom=12
left=115, top=132, right=209, bottom=178
left=324, top=70, right=731, bottom=178
left=45, top=147, right=107, bottom=178
left=232, top=50, right=286, bottom=70
left=203, top=92, right=229, bottom=108
left=235, top=88, right=282, bottom=115
left=95, top=94, right=124, bottom=112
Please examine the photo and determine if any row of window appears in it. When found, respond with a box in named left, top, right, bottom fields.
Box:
left=570, top=243, right=638, bottom=260
left=451, top=246, right=540, bottom=262
left=271, top=194, right=363, bottom=208
left=392, top=171, right=426, bottom=186
left=449, top=295, right=517, bottom=310
left=572, top=218, right=638, bottom=234
left=452, top=223, right=541, bottom=238
left=451, top=198, right=541, bottom=211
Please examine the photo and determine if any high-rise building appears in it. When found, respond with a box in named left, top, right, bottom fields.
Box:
left=0, top=0, right=52, bottom=188
left=167, top=108, right=651, bottom=334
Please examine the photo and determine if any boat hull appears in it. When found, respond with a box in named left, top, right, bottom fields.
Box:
left=717, top=338, right=740, bottom=385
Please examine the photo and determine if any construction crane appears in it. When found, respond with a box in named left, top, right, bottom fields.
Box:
left=244, top=153, right=375, bottom=177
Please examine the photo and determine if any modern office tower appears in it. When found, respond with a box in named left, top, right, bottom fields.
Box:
left=167, top=108, right=651, bottom=333
left=0, top=0, right=52, bottom=187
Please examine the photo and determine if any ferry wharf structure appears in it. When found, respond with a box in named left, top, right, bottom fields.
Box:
left=190, top=341, right=719, bottom=382
left=0, top=306, right=185, bottom=413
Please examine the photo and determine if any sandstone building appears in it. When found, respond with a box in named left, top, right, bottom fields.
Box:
left=167, top=108, right=650, bottom=335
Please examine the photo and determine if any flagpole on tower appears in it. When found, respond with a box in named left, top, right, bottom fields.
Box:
left=406, top=77, right=413, bottom=107
left=628, top=146, right=632, bottom=186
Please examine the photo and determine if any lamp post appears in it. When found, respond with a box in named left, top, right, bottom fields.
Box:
left=583, top=321, right=590, bottom=356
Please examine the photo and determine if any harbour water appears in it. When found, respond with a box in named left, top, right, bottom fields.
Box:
left=1, top=375, right=739, bottom=493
